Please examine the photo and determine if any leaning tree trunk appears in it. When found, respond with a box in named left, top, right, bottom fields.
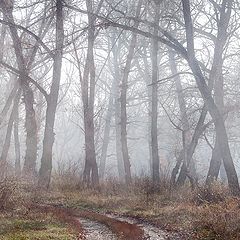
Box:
left=182, top=0, right=240, bottom=195
left=175, top=107, right=208, bottom=185
left=168, top=49, right=195, bottom=185
left=206, top=0, right=232, bottom=185
left=38, top=0, right=64, bottom=189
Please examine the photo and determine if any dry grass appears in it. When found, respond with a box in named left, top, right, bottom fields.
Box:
left=0, top=178, right=80, bottom=240
left=0, top=209, right=77, bottom=240
left=50, top=178, right=240, bottom=240
left=1, top=177, right=240, bottom=239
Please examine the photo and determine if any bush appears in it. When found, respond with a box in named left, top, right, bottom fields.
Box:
left=193, top=182, right=227, bottom=205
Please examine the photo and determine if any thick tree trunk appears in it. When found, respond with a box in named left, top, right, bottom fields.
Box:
left=182, top=0, right=240, bottom=195
left=151, top=1, right=161, bottom=186
left=83, top=109, right=99, bottom=185
left=22, top=83, right=38, bottom=177
left=38, top=0, right=64, bottom=189
left=82, top=0, right=99, bottom=187
left=206, top=139, right=221, bottom=184
left=0, top=3, right=38, bottom=178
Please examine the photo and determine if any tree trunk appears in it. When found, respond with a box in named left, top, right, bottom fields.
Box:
left=151, top=1, right=161, bottom=187
left=176, top=107, right=208, bottom=185
left=182, top=0, right=240, bottom=195
left=136, top=46, right=153, bottom=174
left=206, top=0, right=232, bottom=184
left=120, top=0, right=142, bottom=184
left=99, top=74, right=116, bottom=180
left=115, top=96, right=125, bottom=181
left=14, top=104, right=21, bottom=177
left=82, top=0, right=99, bottom=187
left=168, top=49, right=195, bottom=184
left=22, top=82, right=38, bottom=177
left=0, top=2, right=38, bottom=178
left=0, top=18, right=6, bottom=61
left=83, top=109, right=99, bottom=186
left=0, top=79, right=18, bottom=127
left=206, top=139, right=221, bottom=184
left=0, top=89, right=21, bottom=179
left=109, top=33, right=125, bottom=181
left=38, top=0, right=64, bottom=189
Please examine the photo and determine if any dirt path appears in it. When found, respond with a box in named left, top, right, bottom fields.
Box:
left=73, top=209, right=145, bottom=239
left=78, top=217, right=117, bottom=240
left=34, top=204, right=181, bottom=239
left=106, top=214, right=182, bottom=240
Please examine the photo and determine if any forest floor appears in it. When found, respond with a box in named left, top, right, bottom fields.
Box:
left=0, top=210, right=77, bottom=240
left=1, top=179, right=240, bottom=239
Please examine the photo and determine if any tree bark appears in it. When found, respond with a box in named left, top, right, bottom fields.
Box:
left=168, top=49, right=195, bottom=184
left=0, top=88, right=21, bottom=179
left=14, top=104, right=21, bottom=177
left=0, top=2, right=38, bottom=178
left=82, top=0, right=99, bottom=187
left=206, top=0, right=232, bottom=185
left=0, top=18, right=6, bottom=61
left=182, top=0, right=240, bottom=195
left=120, top=0, right=142, bottom=184
left=21, top=82, right=38, bottom=177
left=111, top=35, right=125, bottom=181
left=38, top=0, right=64, bottom=189
left=0, top=79, right=18, bottom=127
left=99, top=73, right=116, bottom=180
left=151, top=1, right=161, bottom=187
left=136, top=46, right=153, bottom=174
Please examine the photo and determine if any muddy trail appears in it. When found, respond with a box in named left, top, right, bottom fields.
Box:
left=33, top=204, right=181, bottom=239
left=78, top=217, right=117, bottom=240
left=105, top=213, right=183, bottom=240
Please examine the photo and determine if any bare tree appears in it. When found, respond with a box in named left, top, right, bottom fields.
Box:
left=151, top=0, right=161, bottom=187
left=181, top=0, right=240, bottom=195
left=38, top=0, right=64, bottom=189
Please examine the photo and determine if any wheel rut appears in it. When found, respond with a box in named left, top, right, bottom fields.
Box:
left=34, top=204, right=181, bottom=239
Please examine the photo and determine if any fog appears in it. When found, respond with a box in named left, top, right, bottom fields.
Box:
left=1, top=0, right=240, bottom=191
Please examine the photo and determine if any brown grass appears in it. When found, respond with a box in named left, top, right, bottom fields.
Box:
left=2, top=177, right=240, bottom=239
left=50, top=178, right=240, bottom=240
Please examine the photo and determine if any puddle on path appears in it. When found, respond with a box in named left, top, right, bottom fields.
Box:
left=106, top=214, right=170, bottom=240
